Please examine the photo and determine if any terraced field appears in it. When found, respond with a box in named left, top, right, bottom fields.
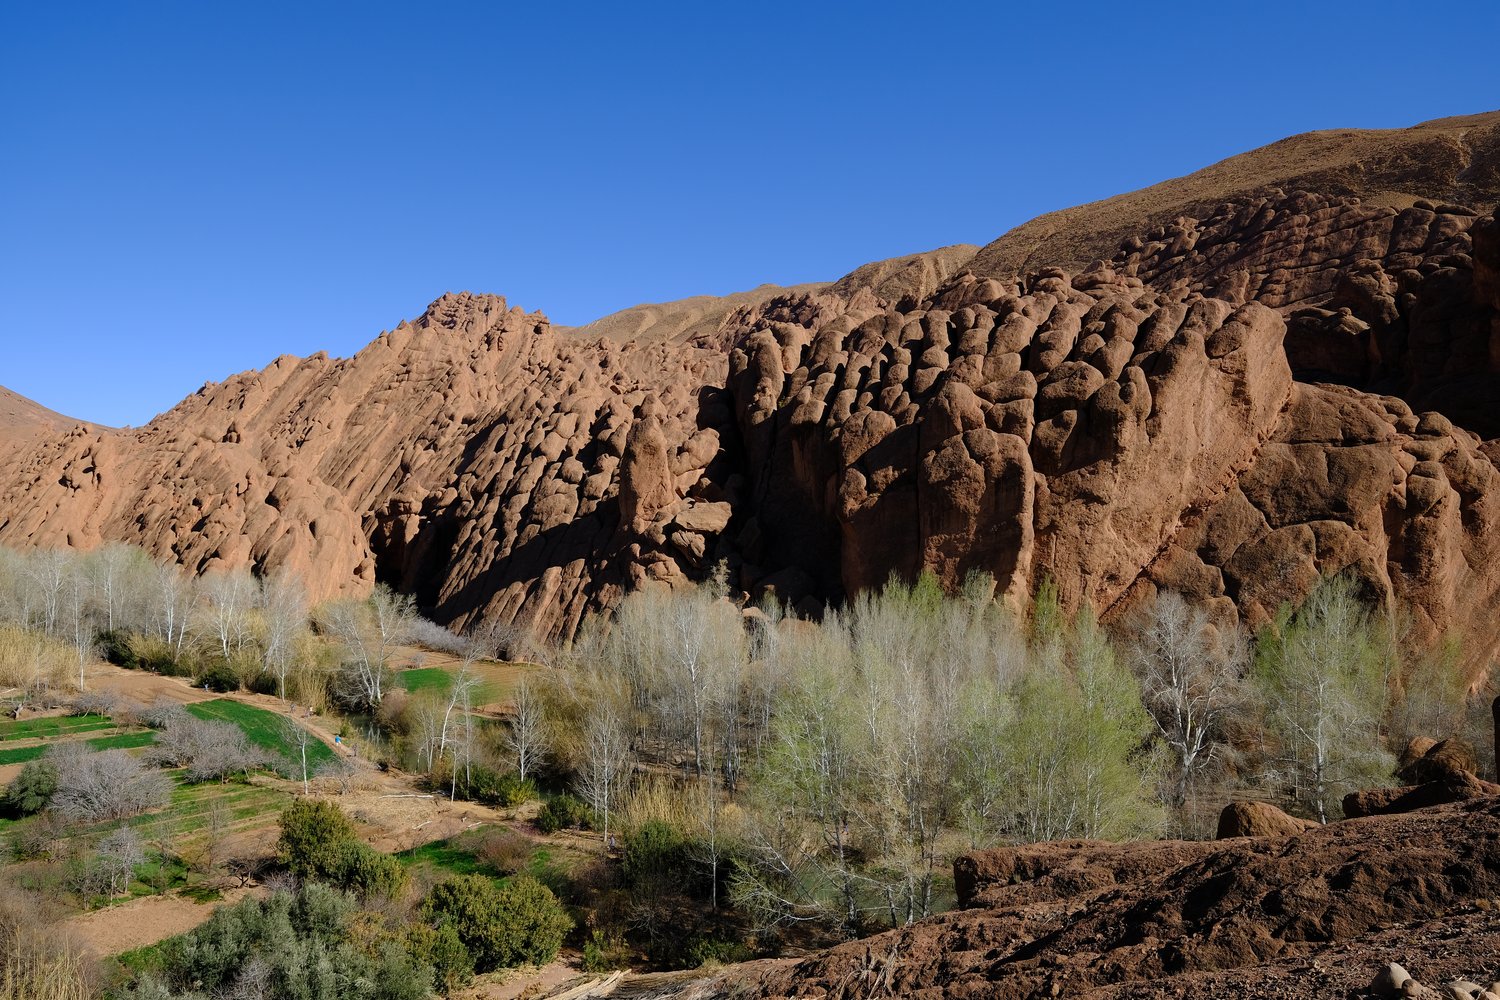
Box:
left=0, top=711, right=157, bottom=764
left=185, top=699, right=335, bottom=777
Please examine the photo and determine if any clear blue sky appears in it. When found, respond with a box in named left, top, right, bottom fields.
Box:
left=4, top=1, right=1498, bottom=427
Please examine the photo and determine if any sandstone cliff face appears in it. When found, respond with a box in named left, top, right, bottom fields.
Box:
left=3, top=114, right=1500, bottom=655
left=0, top=293, right=737, bottom=640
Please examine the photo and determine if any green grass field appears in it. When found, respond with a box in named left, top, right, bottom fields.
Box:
left=397, top=667, right=454, bottom=695
left=397, top=666, right=501, bottom=704
left=185, top=699, right=335, bottom=777
left=0, top=713, right=114, bottom=741
left=395, top=837, right=494, bottom=876
left=0, top=728, right=157, bottom=765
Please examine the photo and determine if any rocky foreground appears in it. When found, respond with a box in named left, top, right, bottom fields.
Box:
left=624, top=794, right=1500, bottom=999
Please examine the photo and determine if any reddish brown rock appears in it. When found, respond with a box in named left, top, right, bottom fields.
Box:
left=1342, top=769, right=1500, bottom=818
left=1215, top=801, right=1320, bottom=839
left=1398, top=738, right=1482, bottom=784
left=667, top=795, right=1500, bottom=1000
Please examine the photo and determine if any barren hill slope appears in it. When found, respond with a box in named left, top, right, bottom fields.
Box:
left=0, top=385, right=87, bottom=436
left=2, top=113, right=1500, bottom=655
left=969, top=110, right=1500, bottom=278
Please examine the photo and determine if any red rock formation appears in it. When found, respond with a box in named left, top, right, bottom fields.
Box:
left=2, top=114, right=1500, bottom=654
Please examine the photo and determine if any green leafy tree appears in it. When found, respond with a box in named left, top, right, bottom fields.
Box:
left=4, top=758, right=57, bottom=816
left=421, top=874, right=570, bottom=971
left=1255, top=575, right=1395, bottom=822
left=1005, top=611, right=1165, bottom=842
left=276, top=799, right=356, bottom=878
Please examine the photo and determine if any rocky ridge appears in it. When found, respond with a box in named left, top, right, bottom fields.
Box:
left=1, top=113, right=1499, bottom=654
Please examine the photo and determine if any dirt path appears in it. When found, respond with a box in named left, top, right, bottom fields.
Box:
left=462, top=960, right=585, bottom=999
left=63, top=887, right=261, bottom=957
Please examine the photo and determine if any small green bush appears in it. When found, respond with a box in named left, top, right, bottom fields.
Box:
left=686, top=936, right=752, bottom=967
left=407, top=921, right=474, bottom=994
left=467, top=765, right=537, bottom=807
left=536, top=793, right=592, bottom=834
left=421, top=873, right=571, bottom=971
left=195, top=660, right=241, bottom=693
left=277, top=799, right=356, bottom=878
left=4, top=758, right=57, bottom=816
left=96, top=629, right=141, bottom=669
left=337, top=839, right=409, bottom=899
left=622, top=820, right=688, bottom=893
left=580, top=928, right=631, bottom=973
left=245, top=671, right=280, bottom=697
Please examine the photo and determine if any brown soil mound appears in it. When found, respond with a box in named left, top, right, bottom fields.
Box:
left=659, top=796, right=1500, bottom=999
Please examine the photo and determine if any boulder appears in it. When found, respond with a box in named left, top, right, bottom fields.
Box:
left=1343, top=769, right=1500, bottom=818
left=1215, top=801, right=1319, bottom=839
left=1399, top=738, right=1481, bottom=784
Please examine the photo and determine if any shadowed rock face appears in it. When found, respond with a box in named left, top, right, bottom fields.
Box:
left=2, top=113, right=1500, bottom=655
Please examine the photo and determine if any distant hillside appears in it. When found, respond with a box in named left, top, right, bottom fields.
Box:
left=969, top=110, right=1500, bottom=278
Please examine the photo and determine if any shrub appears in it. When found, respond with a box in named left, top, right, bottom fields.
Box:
left=621, top=820, right=688, bottom=893
left=245, top=671, right=280, bottom=697
left=275, top=799, right=407, bottom=900
left=421, top=873, right=571, bottom=971
left=407, top=921, right=474, bottom=994
left=687, top=935, right=752, bottom=968
left=5, top=758, right=58, bottom=816
left=143, top=882, right=433, bottom=1000
left=536, top=793, right=592, bottom=834
left=95, top=628, right=141, bottom=669
left=276, top=799, right=355, bottom=878
left=195, top=660, right=241, bottom=693
left=474, top=828, right=533, bottom=876
left=467, top=765, right=537, bottom=807
left=336, top=839, right=409, bottom=899
left=580, top=928, right=631, bottom=973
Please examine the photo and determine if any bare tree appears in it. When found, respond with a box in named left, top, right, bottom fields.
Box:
left=503, top=677, right=551, bottom=782
left=319, top=585, right=418, bottom=709
left=281, top=717, right=315, bottom=794
left=1126, top=591, right=1248, bottom=806
left=49, top=745, right=171, bottom=822
left=200, top=569, right=255, bottom=663
left=29, top=548, right=69, bottom=636
left=149, top=715, right=269, bottom=783
left=576, top=687, right=633, bottom=853
left=149, top=560, right=197, bottom=659
left=318, top=754, right=359, bottom=795
left=88, top=543, right=145, bottom=634
left=59, top=555, right=95, bottom=690
left=88, top=827, right=145, bottom=898
left=259, top=570, right=307, bottom=700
